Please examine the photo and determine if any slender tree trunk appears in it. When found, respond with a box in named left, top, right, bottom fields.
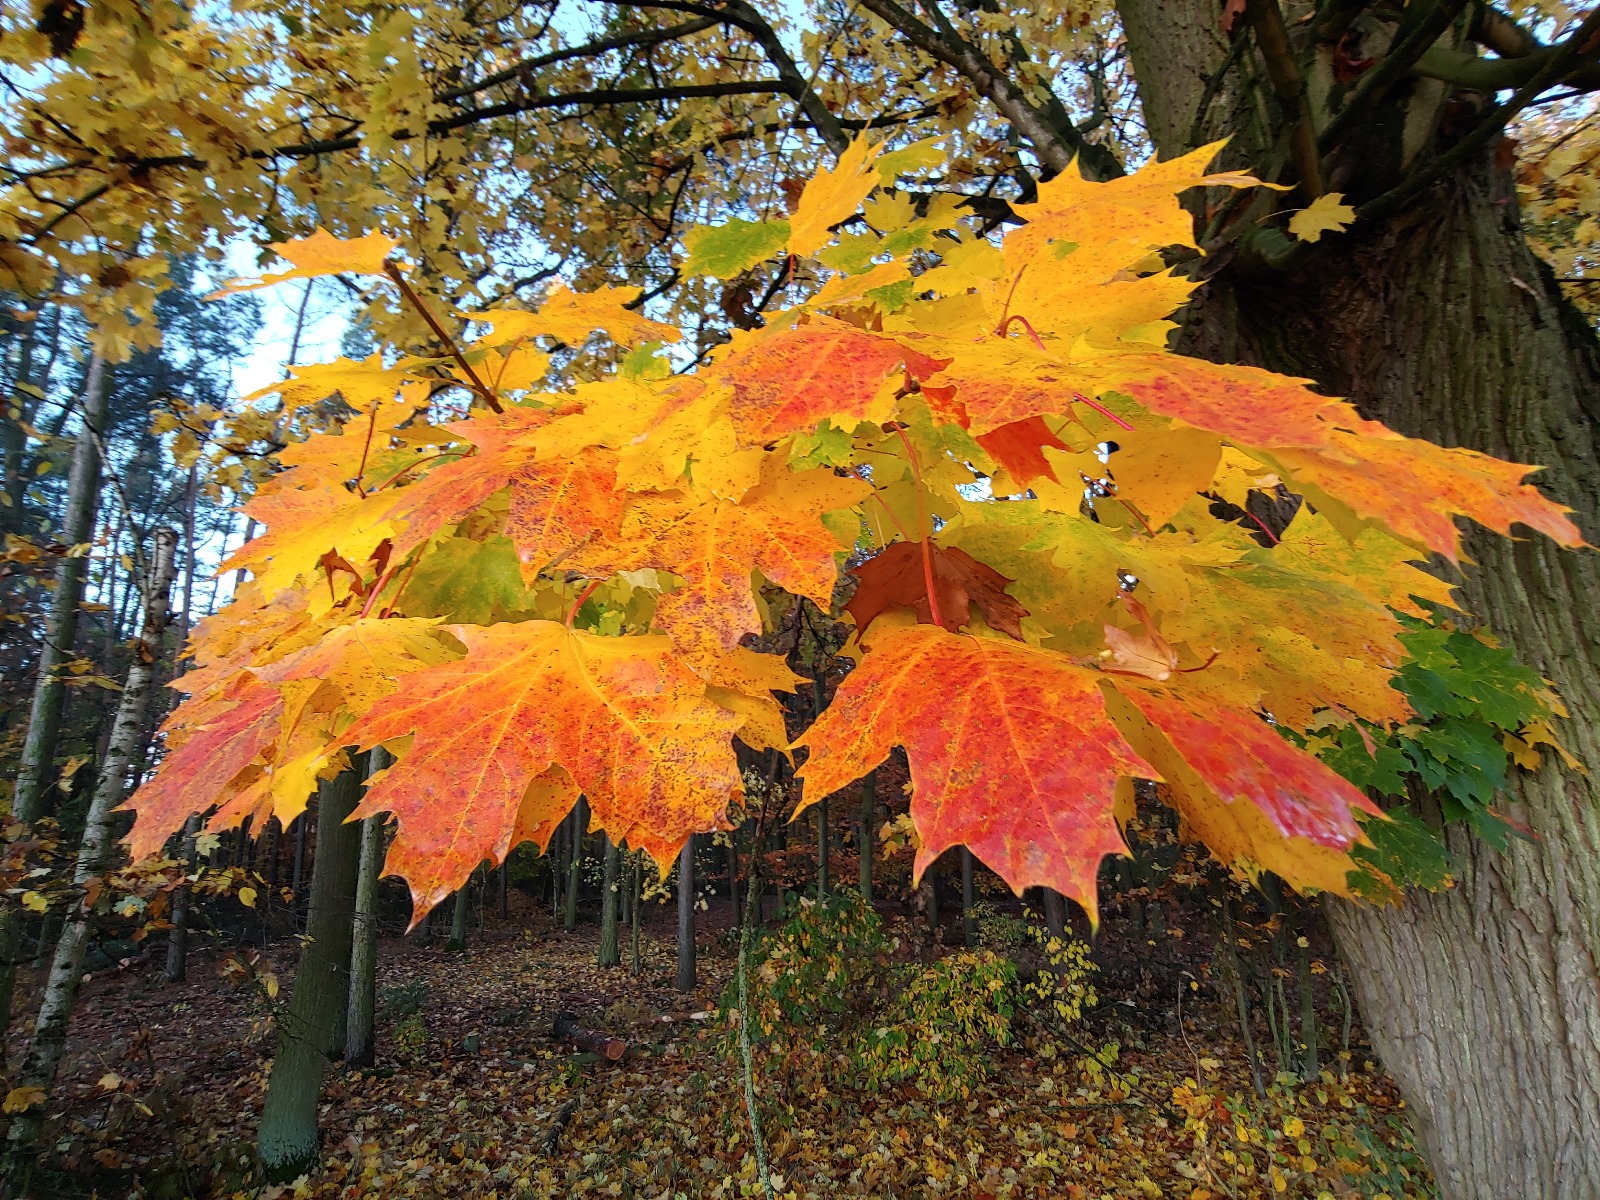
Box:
left=563, top=797, right=586, bottom=931
left=630, top=852, right=643, bottom=976
left=727, top=828, right=740, bottom=929
left=676, top=836, right=696, bottom=993
left=598, top=834, right=621, bottom=967
left=961, top=848, right=977, bottom=947
left=446, top=881, right=470, bottom=953
left=0, top=357, right=113, bottom=1039
left=290, top=811, right=309, bottom=908
left=858, top=771, right=875, bottom=904
left=344, top=801, right=387, bottom=1067
left=497, top=861, right=508, bottom=920
left=257, top=760, right=366, bottom=1183
left=1042, top=890, right=1067, bottom=942
left=164, top=813, right=202, bottom=982
left=2, top=529, right=177, bottom=1191
left=816, top=796, right=829, bottom=899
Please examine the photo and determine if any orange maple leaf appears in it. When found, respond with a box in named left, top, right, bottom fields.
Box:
left=795, top=625, right=1158, bottom=921
left=345, top=622, right=743, bottom=915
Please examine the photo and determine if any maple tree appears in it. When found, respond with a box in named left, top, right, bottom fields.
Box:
left=120, top=143, right=1580, bottom=936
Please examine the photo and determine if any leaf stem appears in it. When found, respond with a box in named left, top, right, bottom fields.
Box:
left=566, top=579, right=604, bottom=628
left=384, top=261, right=503, bottom=413
left=1071, top=392, right=1134, bottom=432
left=891, top=426, right=943, bottom=629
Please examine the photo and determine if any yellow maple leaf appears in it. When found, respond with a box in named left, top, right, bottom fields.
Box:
left=213, top=229, right=398, bottom=295
left=788, top=135, right=885, bottom=257
left=3, top=1086, right=46, bottom=1114
left=1288, top=193, right=1357, bottom=244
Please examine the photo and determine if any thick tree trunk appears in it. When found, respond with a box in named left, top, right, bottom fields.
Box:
left=1111, top=5, right=1600, bottom=1193
left=676, top=836, right=696, bottom=992
left=598, top=834, right=620, bottom=968
left=257, top=761, right=365, bottom=1182
left=0, top=356, right=113, bottom=1039
left=344, top=807, right=386, bottom=1068
left=2, top=530, right=177, bottom=1192
left=1273, top=191, right=1600, bottom=1198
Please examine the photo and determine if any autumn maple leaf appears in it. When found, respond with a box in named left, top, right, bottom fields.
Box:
left=845, top=541, right=1028, bottom=639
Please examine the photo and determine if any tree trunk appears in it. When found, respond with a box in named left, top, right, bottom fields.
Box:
left=1213, top=168, right=1600, bottom=1200
left=598, top=834, right=621, bottom=967
left=0, top=356, right=113, bottom=1039
left=497, top=861, right=508, bottom=920
left=676, top=836, right=696, bottom=993
left=961, top=847, right=977, bottom=947
left=630, top=851, right=643, bottom=975
left=563, top=797, right=586, bottom=932
left=1042, top=889, right=1067, bottom=942
left=257, top=760, right=366, bottom=1183
left=1110, top=7, right=1600, bottom=1194
left=164, top=813, right=201, bottom=982
left=816, top=795, right=829, bottom=899
left=290, top=811, right=309, bottom=908
left=858, top=770, right=875, bottom=904
left=2, top=529, right=177, bottom=1190
left=344, top=809, right=386, bottom=1068
left=446, top=882, right=469, bottom=953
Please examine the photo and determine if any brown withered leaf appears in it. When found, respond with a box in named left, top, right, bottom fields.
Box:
left=845, top=541, right=1028, bottom=639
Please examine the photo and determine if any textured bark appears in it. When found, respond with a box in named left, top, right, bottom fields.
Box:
left=598, top=834, right=621, bottom=967
left=2, top=529, right=178, bottom=1190
left=1264, top=193, right=1600, bottom=1198
left=1113, top=3, right=1600, bottom=1193
left=676, top=836, right=696, bottom=993
left=257, top=762, right=365, bottom=1182
left=816, top=795, right=829, bottom=899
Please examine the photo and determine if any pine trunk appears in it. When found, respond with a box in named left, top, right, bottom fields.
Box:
left=257, top=761, right=365, bottom=1182
left=2, top=529, right=178, bottom=1190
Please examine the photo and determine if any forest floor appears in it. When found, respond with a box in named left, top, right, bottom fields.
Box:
left=10, top=892, right=1433, bottom=1200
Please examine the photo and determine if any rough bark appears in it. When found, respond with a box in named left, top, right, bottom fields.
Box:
left=0, top=356, right=113, bottom=1039
left=257, top=761, right=365, bottom=1182
left=1114, top=4, right=1600, bottom=1193
left=2, top=529, right=178, bottom=1191
left=598, top=834, right=621, bottom=967
left=676, top=836, right=696, bottom=993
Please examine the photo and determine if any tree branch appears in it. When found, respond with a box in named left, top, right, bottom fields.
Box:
left=1359, top=5, right=1600, bottom=224
left=1320, top=0, right=1469, bottom=150
left=1245, top=0, right=1325, bottom=196
left=855, top=0, right=1120, bottom=178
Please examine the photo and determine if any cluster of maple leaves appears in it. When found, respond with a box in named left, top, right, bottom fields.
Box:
left=124, top=140, right=1582, bottom=921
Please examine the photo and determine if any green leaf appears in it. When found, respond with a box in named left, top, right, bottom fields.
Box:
left=682, top=218, right=790, bottom=280
left=400, top=535, right=527, bottom=624
left=1349, top=807, right=1453, bottom=897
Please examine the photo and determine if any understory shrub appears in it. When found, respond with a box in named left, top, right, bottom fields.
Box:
left=726, top=893, right=1085, bottom=1100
